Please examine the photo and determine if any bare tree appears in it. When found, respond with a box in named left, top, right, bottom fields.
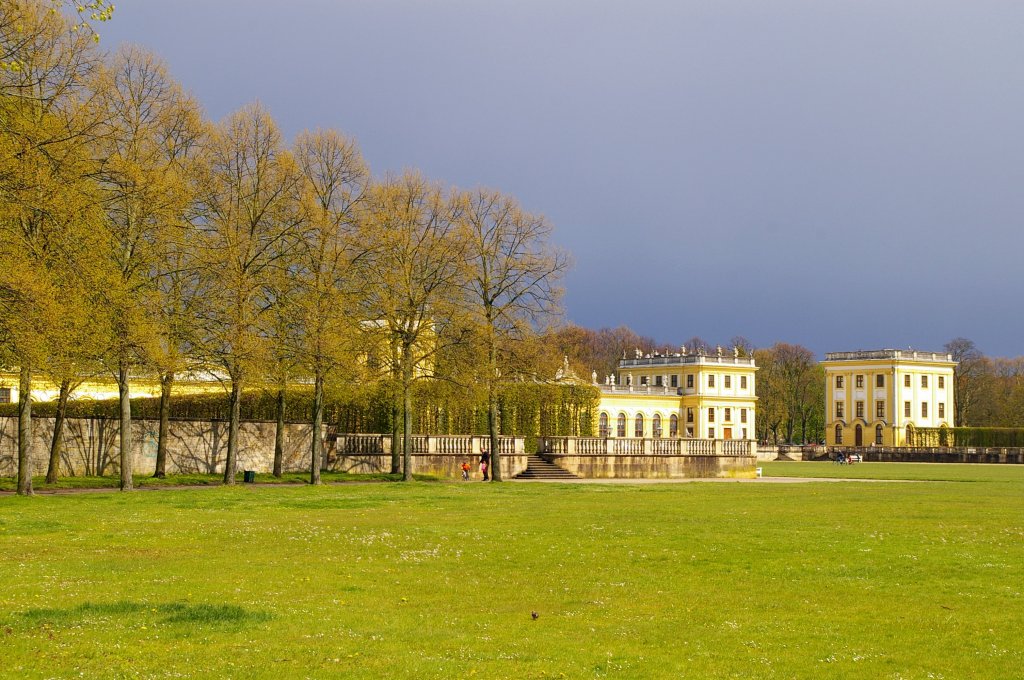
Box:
left=945, top=337, right=982, bottom=427
left=291, top=129, right=369, bottom=483
left=458, top=188, right=568, bottom=481
left=193, top=102, right=302, bottom=484
left=0, top=2, right=103, bottom=495
left=358, top=172, right=466, bottom=481
left=92, top=46, right=202, bottom=490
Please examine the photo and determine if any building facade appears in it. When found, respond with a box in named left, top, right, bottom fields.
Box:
left=594, top=347, right=758, bottom=440
left=821, top=349, right=956, bottom=447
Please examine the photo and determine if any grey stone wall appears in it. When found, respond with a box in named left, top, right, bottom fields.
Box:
left=546, top=453, right=756, bottom=478
left=0, top=416, right=315, bottom=476
left=0, top=416, right=528, bottom=479
left=329, top=452, right=529, bottom=479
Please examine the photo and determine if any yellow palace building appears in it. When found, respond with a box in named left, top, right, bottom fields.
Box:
left=0, top=370, right=229, bottom=406
left=821, top=349, right=956, bottom=447
left=593, top=346, right=757, bottom=440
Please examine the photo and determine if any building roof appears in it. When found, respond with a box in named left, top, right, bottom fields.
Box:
left=823, top=349, right=954, bottom=363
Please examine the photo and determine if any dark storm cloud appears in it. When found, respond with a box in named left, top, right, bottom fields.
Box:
left=101, top=0, right=1024, bottom=356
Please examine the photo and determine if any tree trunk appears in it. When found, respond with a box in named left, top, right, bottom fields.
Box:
left=402, top=357, right=413, bottom=482
left=310, top=373, right=325, bottom=485
left=118, top=362, right=133, bottom=491
left=389, top=394, right=401, bottom=474
left=46, top=379, right=71, bottom=484
left=153, top=372, right=173, bottom=478
left=273, top=386, right=285, bottom=477
left=488, top=395, right=501, bottom=483
left=17, top=365, right=33, bottom=496
left=224, top=376, right=242, bottom=484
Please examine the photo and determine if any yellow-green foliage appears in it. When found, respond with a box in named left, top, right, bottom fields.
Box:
left=0, top=381, right=601, bottom=444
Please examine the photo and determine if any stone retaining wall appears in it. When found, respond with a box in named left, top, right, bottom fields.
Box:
left=329, top=452, right=528, bottom=480
left=545, top=453, right=756, bottom=479
left=0, top=416, right=526, bottom=479
left=847, top=447, right=1024, bottom=464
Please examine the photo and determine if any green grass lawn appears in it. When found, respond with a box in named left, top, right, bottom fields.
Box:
left=762, top=460, right=1024, bottom=483
left=0, top=470, right=436, bottom=492
left=1, top=474, right=1022, bottom=678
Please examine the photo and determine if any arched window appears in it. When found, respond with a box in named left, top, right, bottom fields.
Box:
left=906, top=424, right=914, bottom=446
left=875, top=424, right=883, bottom=445
left=669, top=414, right=679, bottom=437
left=835, top=424, right=843, bottom=445
left=652, top=414, right=662, bottom=438
left=634, top=413, right=645, bottom=438
left=616, top=413, right=626, bottom=438
left=599, top=413, right=609, bottom=437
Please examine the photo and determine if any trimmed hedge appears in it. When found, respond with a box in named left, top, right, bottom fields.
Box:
left=910, top=426, right=1024, bottom=448
left=0, top=380, right=599, bottom=452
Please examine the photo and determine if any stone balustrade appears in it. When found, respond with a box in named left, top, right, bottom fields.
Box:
left=538, top=436, right=756, bottom=457
left=535, top=436, right=758, bottom=478
left=335, top=434, right=523, bottom=456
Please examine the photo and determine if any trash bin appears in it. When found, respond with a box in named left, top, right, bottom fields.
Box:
left=243, top=470, right=256, bottom=483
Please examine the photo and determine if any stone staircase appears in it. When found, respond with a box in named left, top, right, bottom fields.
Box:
left=515, top=455, right=579, bottom=480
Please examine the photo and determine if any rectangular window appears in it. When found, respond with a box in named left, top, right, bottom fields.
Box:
left=640, top=376, right=649, bottom=386
left=856, top=375, right=864, bottom=388
left=836, top=401, right=844, bottom=419
left=904, top=401, right=911, bottom=418
left=724, top=408, right=731, bottom=421
left=670, top=374, right=678, bottom=388
left=686, top=374, right=694, bottom=389
left=921, top=375, right=928, bottom=388
left=740, top=376, right=748, bottom=389
left=708, top=375, right=715, bottom=388
left=921, top=402, right=928, bottom=418
left=938, top=376, right=945, bottom=389
left=724, top=375, right=732, bottom=389
left=836, top=376, right=844, bottom=388
left=876, top=401, right=885, bottom=418
left=740, top=408, right=747, bottom=423
left=938, top=402, right=945, bottom=419
left=708, top=408, right=715, bottom=422
left=741, top=428, right=748, bottom=439
left=856, top=401, right=864, bottom=418
left=708, top=427, right=715, bottom=439
left=686, top=408, right=694, bottom=423
left=654, top=376, right=663, bottom=387
left=876, top=374, right=884, bottom=388
left=0, top=387, right=10, bottom=404
left=904, top=375, right=911, bottom=388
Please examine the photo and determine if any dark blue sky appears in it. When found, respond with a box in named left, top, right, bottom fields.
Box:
left=100, top=0, right=1024, bottom=358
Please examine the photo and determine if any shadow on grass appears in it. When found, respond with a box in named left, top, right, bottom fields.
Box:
left=18, top=600, right=272, bottom=628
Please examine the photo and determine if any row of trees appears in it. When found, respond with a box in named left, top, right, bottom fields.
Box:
left=0, top=1, right=567, bottom=495
left=945, top=338, right=1024, bottom=428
